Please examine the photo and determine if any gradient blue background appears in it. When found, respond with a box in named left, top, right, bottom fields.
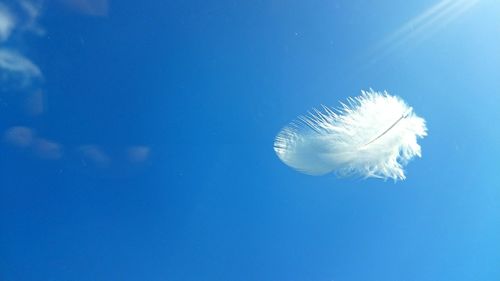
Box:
left=1, top=0, right=499, bottom=280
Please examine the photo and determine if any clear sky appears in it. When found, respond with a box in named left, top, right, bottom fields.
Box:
left=1, top=0, right=499, bottom=280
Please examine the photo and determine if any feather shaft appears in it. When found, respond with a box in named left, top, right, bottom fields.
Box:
left=363, top=113, right=408, bottom=147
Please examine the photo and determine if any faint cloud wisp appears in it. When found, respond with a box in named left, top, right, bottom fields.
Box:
left=78, top=145, right=111, bottom=168
left=19, top=0, right=45, bottom=36
left=57, top=0, right=109, bottom=16
left=3, top=126, right=35, bottom=148
left=126, top=146, right=151, bottom=164
left=3, top=126, right=63, bottom=160
left=34, top=138, right=63, bottom=160
left=0, top=1, right=44, bottom=87
left=0, top=49, right=42, bottom=80
left=24, top=89, right=45, bottom=115
left=0, top=4, right=15, bottom=42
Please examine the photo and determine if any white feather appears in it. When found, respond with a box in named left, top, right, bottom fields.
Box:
left=274, top=90, right=427, bottom=180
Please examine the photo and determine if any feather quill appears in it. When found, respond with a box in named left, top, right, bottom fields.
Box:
left=274, top=90, right=427, bottom=180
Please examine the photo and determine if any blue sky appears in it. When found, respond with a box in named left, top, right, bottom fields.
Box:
left=1, top=0, right=499, bottom=280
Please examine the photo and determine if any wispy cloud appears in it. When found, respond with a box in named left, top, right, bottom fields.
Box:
left=0, top=1, right=44, bottom=86
left=0, top=4, right=15, bottom=42
left=24, top=89, right=45, bottom=115
left=34, top=138, right=63, bottom=160
left=19, top=0, right=45, bottom=35
left=127, top=146, right=151, bottom=163
left=3, top=126, right=35, bottom=147
left=3, top=126, right=153, bottom=170
left=0, top=49, right=41, bottom=78
left=57, top=0, right=109, bottom=16
left=78, top=145, right=111, bottom=168
left=3, top=126, right=63, bottom=160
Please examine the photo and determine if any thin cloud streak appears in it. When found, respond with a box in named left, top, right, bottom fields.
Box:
left=58, top=0, right=109, bottom=16
left=127, top=146, right=151, bottom=163
left=0, top=1, right=44, bottom=86
left=0, top=49, right=42, bottom=78
left=0, top=4, right=15, bottom=42
left=3, top=126, right=63, bottom=160
left=3, top=126, right=35, bottom=147
left=34, top=138, right=63, bottom=160
left=24, top=90, right=45, bottom=115
left=78, top=145, right=111, bottom=168
left=19, top=0, right=45, bottom=35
